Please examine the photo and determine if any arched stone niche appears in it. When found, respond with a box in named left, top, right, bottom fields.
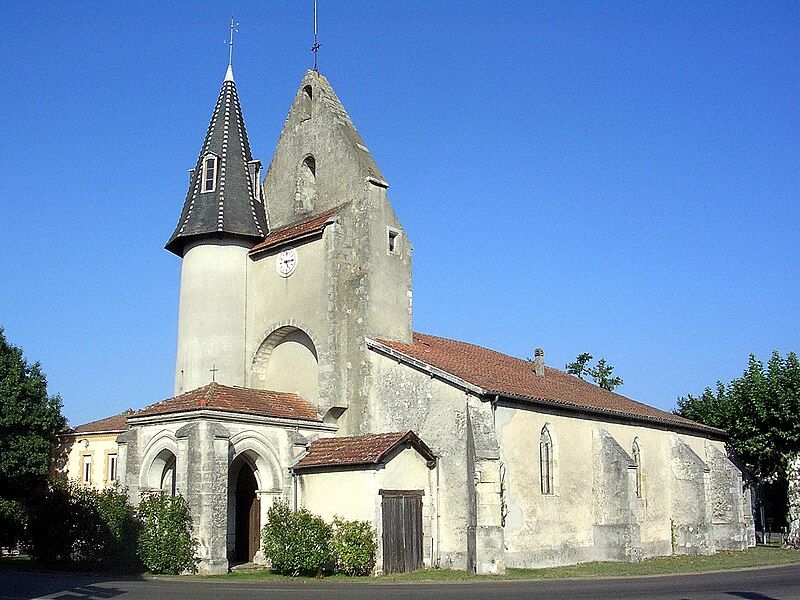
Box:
left=251, top=325, right=319, bottom=404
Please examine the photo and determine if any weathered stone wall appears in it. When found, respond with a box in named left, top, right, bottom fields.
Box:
left=705, top=444, right=750, bottom=550
left=670, top=437, right=712, bottom=555
left=367, top=350, right=473, bottom=570
left=592, top=428, right=641, bottom=562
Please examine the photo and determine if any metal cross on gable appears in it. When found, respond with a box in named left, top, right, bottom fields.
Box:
left=210, top=364, right=219, bottom=382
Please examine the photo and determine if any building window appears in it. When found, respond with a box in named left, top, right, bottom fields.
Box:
left=540, top=426, right=554, bottom=495
left=82, top=455, right=92, bottom=485
left=201, top=155, right=218, bottom=193
left=107, top=454, right=118, bottom=483
left=388, top=228, right=400, bottom=254
left=294, top=155, right=317, bottom=213
left=302, top=85, right=313, bottom=118
left=632, top=439, right=642, bottom=498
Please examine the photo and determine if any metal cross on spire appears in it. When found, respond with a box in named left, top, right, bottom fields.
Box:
left=311, top=0, right=321, bottom=71
left=229, top=16, right=239, bottom=67
left=210, top=364, right=219, bottom=382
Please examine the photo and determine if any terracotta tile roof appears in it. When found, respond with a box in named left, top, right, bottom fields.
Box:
left=373, top=333, right=724, bottom=436
left=133, top=382, right=321, bottom=422
left=249, top=206, right=342, bottom=255
left=294, top=431, right=436, bottom=470
left=70, top=411, right=131, bottom=435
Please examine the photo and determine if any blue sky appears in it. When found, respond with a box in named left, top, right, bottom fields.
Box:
left=0, top=2, right=797, bottom=426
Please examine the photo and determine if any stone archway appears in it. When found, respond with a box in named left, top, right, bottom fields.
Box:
left=251, top=324, right=319, bottom=403
left=231, top=458, right=260, bottom=563
left=227, top=433, right=284, bottom=565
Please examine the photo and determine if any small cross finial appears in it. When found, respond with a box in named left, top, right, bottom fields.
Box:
left=311, top=0, right=321, bottom=72
left=229, top=17, right=239, bottom=68
left=210, top=364, right=219, bottom=382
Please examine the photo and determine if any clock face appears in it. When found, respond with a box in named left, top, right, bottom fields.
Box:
left=276, top=248, right=298, bottom=277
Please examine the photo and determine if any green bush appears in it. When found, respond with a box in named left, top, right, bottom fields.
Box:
left=0, top=497, right=26, bottom=549
left=137, top=492, right=198, bottom=574
left=26, top=480, right=139, bottom=571
left=262, top=501, right=332, bottom=576
left=331, top=518, right=376, bottom=575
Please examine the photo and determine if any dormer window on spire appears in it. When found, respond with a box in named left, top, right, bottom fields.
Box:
left=201, top=154, right=218, bottom=193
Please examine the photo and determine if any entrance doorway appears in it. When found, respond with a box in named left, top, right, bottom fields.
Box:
left=234, top=462, right=260, bottom=563
left=381, top=490, right=423, bottom=574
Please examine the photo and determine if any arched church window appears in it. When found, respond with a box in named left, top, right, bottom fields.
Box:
left=201, top=154, right=218, bottom=193
left=632, top=439, right=642, bottom=498
left=540, top=425, right=554, bottom=495
left=294, top=155, right=317, bottom=213
left=301, top=85, right=313, bottom=119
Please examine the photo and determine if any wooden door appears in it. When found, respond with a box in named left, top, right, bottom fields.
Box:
left=381, top=491, right=423, bottom=574
left=248, top=495, right=261, bottom=562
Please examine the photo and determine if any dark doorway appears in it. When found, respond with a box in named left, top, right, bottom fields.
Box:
left=381, top=490, right=423, bottom=574
left=234, top=462, right=260, bottom=563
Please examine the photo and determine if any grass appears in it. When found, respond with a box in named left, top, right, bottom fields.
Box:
left=4, top=546, right=798, bottom=583
left=211, top=546, right=800, bottom=583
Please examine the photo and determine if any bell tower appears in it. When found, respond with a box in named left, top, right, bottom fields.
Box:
left=166, top=65, right=267, bottom=394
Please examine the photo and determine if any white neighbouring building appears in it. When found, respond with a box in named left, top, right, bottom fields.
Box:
left=61, top=63, right=755, bottom=575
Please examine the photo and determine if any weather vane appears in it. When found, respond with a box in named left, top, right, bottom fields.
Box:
left=229, top=16, right=239, bottom=67
left=311, top=1, right=321, bottom=71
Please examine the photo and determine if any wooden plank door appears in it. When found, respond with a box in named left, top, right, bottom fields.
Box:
left=248, top=495, right=261, bottom=562
left=381, top=492, right=423, bottom=574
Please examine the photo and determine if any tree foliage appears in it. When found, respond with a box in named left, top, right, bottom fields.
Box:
left=0, top=328, right=66, bottom=499
left=675, top=351, right=800, bottom=487
left=566, top=353, right=624, bottom=391
left=137, top=492, right=198, bottom=574
left=27, top=480, right=140, bottom=571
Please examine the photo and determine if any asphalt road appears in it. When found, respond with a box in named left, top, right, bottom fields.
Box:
left=1, top=565, right=799, bottom=600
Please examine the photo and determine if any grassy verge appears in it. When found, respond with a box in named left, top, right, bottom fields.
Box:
left=213, top=546, right=800, bottom=582
left=4, top=546, right=798, bottom=582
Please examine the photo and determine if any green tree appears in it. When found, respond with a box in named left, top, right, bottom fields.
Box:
left=675, top=351, right=800, bottom=534
left=0, top=328, right=65, bottom=500
left=566, top=353, right=593, bottom=380
left=566, top=353, right=624, bottom=391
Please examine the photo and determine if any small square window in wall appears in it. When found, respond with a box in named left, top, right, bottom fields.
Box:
left=388, top=229, right=400, bottom=254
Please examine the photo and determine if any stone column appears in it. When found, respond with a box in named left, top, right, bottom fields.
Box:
left=176, top=420, right=231, bottom=574
left=116, top=428, right=140, bottom=505
left=787, top=453, right=800, bottom=548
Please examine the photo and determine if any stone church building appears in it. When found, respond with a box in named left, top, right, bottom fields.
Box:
left=62, top=64, right=755, bottom=574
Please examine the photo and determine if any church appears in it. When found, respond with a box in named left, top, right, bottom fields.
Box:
left=61, top=60, right=755, bottom=575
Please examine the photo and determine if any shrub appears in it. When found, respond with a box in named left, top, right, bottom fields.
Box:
left=137, top=492, right=198, bottom=574
left=261, top=501, right=332, bottom=576
left=331, top=518, right=376, bottom=575
left=0, top=497, right=26, bottom=549
left=26, top=480, right=140, bottom=571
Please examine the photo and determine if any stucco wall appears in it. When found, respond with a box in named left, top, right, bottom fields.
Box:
left=174, top=237, right=251, bottom=394
left=61, top=433, right=121, bottom=489
left=298, top=447, right=436, bottom=573
left=494, top=401, right=749, bottom=567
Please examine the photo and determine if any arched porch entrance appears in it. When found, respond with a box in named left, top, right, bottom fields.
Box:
left=233, top=460, right=260, bottom=563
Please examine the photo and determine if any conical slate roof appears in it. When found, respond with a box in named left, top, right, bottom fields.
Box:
left=165, top=66, right=267, bottom=256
